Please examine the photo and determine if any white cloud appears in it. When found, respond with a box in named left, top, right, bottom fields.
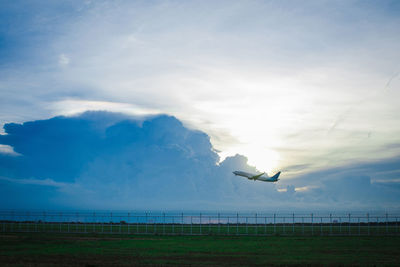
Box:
left=0, top=176, right=69, bottom=187
left=58, top=54, right=70, bottom=66
left=49, top=99, right=161, bottom=117
left=0, top=145, right=20, bottom=156
left=295, top=186, right=319, bottom=192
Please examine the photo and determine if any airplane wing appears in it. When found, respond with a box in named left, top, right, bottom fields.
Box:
left=251, top=172, right=265, bottom=180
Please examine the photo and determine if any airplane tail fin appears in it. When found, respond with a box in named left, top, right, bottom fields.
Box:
left=271, top=171, right=281, bottom=181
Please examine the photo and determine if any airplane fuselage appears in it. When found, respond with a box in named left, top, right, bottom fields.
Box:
left=233, top=170, right=281, bottom=182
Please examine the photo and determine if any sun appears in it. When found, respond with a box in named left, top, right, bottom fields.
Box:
left=242, top=146, right=280, bottom=174
left=219, top=144, right=280, bottom=175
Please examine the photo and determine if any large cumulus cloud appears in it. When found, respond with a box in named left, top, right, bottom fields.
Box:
left=0, top=112, right=277, bottom=210
left=0, top=111, right=399, bottom=211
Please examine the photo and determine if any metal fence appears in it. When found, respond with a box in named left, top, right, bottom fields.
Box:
left=1, top=211, right=399, bottom=236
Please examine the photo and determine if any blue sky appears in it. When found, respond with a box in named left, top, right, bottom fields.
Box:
left=0, top=1, right=400, bottom=211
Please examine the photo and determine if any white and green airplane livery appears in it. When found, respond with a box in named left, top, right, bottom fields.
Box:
left=233, top=170, right=281, bottom=182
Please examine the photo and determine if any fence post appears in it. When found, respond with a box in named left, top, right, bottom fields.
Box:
left=283, top=216, right=286, bottom=235
left=33, top=212, right=37, bottom=232
left=190, top=216, right=193, bottom=235
left=302, top=216, right=304, bottom=235
left=135, top=214, right=138, bottom=234
left=5, top=212, right=7, bottom=232
left=52, top=213, right=56, bottom=232
left=92, top=212, right=95, bottom=233
left=330, top=214, right=332, bottom=235
left=103, top=214, right=106, bottom=234
left=145, top=212, right=148, bottom=234
left=311, top=213, right=313, bottom=236
left=21, top=211, right=25, bottom=232
left=255, top=213, right=257, bottom=235
left=386, top=213, right=388, bottom=235
left=172, top=216, right=175, bottom=234
left=237, top=213, right=239, bottom=235
left=128, top=212, right=130, bottom=234
left=273, top=214, right=276, bottom=235
left=43, top=211, right=46, bottom=233
left=208, top=216, right=211, bottom=234
left=377, top=216, right=379, bottom=235
left=15, top=213, right=21, bottom=232
left=40, top=211, right=46, bottom=232
left=59, top=212, right=62, bottom=233
left=9, top=211, right=12, bottom=232
left=17, top=212, right=20, bottom=232
left=83, top=212, right=86, bottom=233
left=88, top=212, right=97, bottom=233
left=358, top=216, right=360, bottom=236
left=110, top=212, right=113, bottom=234
left=50, top=213, right=54, bottom=233
left=348, top=213, right=351, bottom=236
left=100, top=214, right=103, bottom=234
left=119, top=216, right=122, bottom=234
left=264, top=216, right=267, bottom=235
left=367, top=213, right=370, bottom=236
left=153, top=214, right=156, bottom=234
left=19, top=211, right=22, bottom=232
left=227, top=216, right=230, bottom=235
left=320, top=217, right=323, bottom=235
left=181, top=213, right=184, bottom=235
left=292, top=213, right=295, bottom=235
left=74, top=212, right=79, bottom=233
left=246, top=216, right=248, bottom=235
left=200, top=213, right=202, bottom=235
left=29, top=211, right=32, bottom=232
left=163, top=213, right=165, bottom=235
left=218, top=213, right=220, bottom=234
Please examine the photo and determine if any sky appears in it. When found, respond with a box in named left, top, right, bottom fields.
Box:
left=0, top=0, right=400, bottom=211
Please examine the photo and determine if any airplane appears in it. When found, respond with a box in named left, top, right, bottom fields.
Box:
left=232, top=170, right=281, bottom=182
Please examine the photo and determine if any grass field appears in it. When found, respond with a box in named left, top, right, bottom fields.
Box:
left=1, top=232, right=399, bottom=266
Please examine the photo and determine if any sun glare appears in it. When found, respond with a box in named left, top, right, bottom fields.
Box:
left=242, top=146, right=280, bottom=174
left=220, top=144, right=280, bottom=175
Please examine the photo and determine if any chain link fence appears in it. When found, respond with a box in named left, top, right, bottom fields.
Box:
left=1, top=211, right=399, bottom=236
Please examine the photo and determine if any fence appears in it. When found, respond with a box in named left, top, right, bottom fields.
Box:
left=1, top=211, right=399, bottom=236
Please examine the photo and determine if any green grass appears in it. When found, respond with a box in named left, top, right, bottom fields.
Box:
left=0, top=232, right=399, bottom=266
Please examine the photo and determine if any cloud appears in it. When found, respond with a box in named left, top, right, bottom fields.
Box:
left=0, top=144, right=20, bottom=156
left=278, top=159, right=400, bottom=210
left=1, top=1, right=400, bottom=175
left=294, top=185, right=318, bottom=192
left=0, top=112, right=250, bottom=209
left=0, top=111, right=399, bottom=211
left=0, top=176, right=70, bottom=188
left=49, top=99, right=161, bottom=117
left=58, top=54, right=70, bottom=66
